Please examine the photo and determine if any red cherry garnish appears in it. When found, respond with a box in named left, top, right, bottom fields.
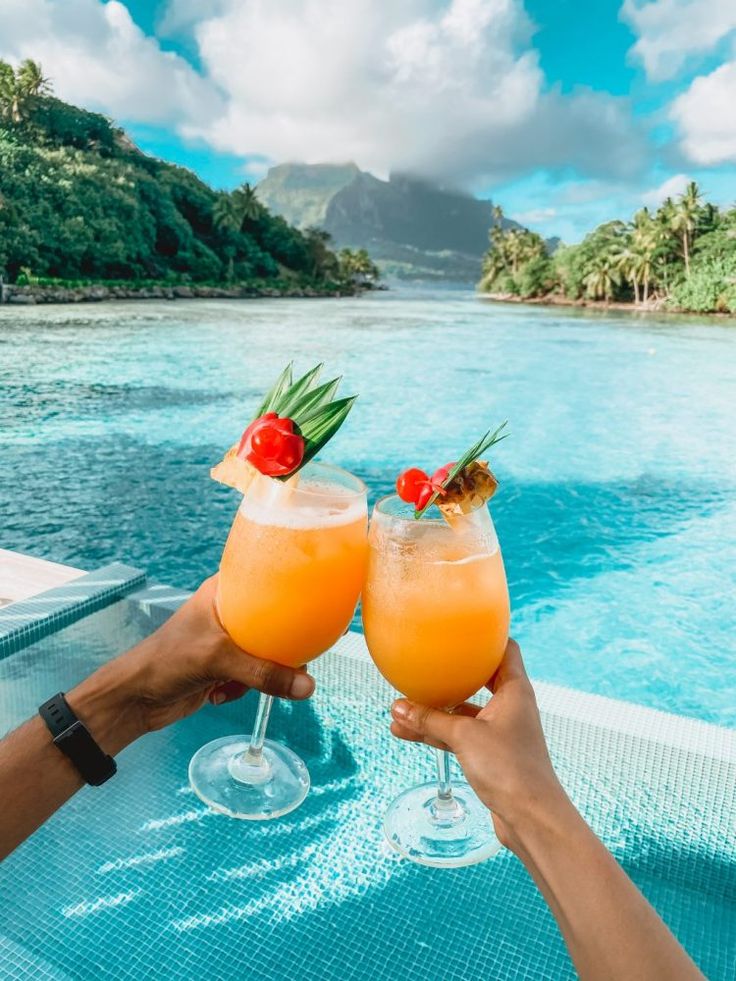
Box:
left=396, top=467, right=429, bottom=504
left=429, top=462, right=456, bottom=496
left=431, top=462, right=456, bottom=487
left=237, top=413, right=305, bottom=477
left=414, top=482, right=434, bottom=511
left=237, top=412, right=278, bottom=456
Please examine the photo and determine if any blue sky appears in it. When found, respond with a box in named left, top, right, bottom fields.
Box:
left=3, top=0, right=736, bottom=242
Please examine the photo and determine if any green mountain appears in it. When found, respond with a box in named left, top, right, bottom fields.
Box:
left=256, top=163, right=520, bottom=281
left=0, top=81, right=342, bottom=289
left=254, top=162, right=362, bottom=230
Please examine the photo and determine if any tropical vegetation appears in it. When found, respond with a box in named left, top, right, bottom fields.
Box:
left=0, top=60, right=378, bottom=293
left=481, top=186, right=736, bottom=314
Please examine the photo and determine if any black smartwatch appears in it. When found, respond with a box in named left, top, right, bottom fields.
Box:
left=39, top=692, right=117, bottom=786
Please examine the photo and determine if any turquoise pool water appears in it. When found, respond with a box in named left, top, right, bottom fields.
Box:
left=2, top=291, right=736, bottom=726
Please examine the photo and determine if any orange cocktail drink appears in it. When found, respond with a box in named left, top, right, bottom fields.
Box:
left=190, top=460, right=367, bottom=822
left=362, top=508, right=509, bottom=707
left=219, top=472, right=367, bottom=667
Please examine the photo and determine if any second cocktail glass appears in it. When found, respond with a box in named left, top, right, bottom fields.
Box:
left=189, top=462, right=367, bottom=820
left=362, top=495, right=510, bottom=866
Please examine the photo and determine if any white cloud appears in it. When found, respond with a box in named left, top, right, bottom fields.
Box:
left=1, top=0, right=649, bottom=187
left=622, top=0, right=736, bottom=81
left=514, top=207, right=557, bottom=224
left=622, top=1, right=736, bottom=165
left=641, top=172, right=690, bottom=206
left=671, top=61, right=736, bottom=163
left=179, top=0, right=648, bottom=186
left=0, top=0, right=221, bottom=126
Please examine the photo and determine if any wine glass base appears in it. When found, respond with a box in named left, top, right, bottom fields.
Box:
left=383, top=780, right=503, bottom=868
left=189, top=735, right=310, bottom=820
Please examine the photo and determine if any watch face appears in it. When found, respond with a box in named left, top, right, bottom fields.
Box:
left=56, top=721, right=116, bottom=785
left=56, top=719, right=86, bottom=749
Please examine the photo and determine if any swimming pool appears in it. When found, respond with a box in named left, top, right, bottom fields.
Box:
left=2, top=292, right=735, bottom=727
left=0, top=578, right=734, bottom=980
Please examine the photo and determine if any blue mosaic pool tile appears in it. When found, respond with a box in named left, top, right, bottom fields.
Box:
left=0, top=606, right=734, bottom=980
left=0, top=563, right=145, bottom=659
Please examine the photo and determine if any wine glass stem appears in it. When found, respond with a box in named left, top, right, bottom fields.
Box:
left=436, top=748, right=453, bottom=802
left=430, top=748, right=465, bottom=825
left=245, top=693, right=273, bottom=764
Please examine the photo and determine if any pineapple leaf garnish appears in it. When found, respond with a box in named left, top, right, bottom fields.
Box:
left=414, top=421, right=509, bottom=519
left=256, top=362, right=293, bottom=417
left=275, top=363, right=324, bottom=417
left=288, top=377, right=342, bottom=423
left=293, top=396, right=356, bottom=475
left=214, top=362, right=356, bottom=491
left=253, top=363, right=357, bottom=480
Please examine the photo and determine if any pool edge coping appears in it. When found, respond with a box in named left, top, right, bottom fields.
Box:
left=0, top=562, right=146, bottom=659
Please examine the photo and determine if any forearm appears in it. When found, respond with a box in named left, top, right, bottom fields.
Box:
left=510, top=794, right=704, bottom=980
left=0, top=663, right=143, bottom=861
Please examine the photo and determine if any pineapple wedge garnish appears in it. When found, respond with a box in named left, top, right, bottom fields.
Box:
left=210, top=444, right=260, bottom=495
left=438, top=460, right=498, bottom=518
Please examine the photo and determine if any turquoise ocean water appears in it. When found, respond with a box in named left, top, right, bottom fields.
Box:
left=2, top=289, right=735, bottom=726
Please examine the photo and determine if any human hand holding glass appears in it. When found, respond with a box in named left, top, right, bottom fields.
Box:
left=388, top=639, right=564, bottom=852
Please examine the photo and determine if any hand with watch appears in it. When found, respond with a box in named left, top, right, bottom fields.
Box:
left=0, top=577, right=315, bottom=860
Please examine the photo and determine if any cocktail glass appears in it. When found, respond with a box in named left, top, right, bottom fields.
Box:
left=362, top=494, right=510, bottom=866
left=189, top=462, right=367, bottom=820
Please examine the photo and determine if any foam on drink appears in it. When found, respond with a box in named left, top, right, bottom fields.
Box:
left=239, top=476, right=365, bottom=530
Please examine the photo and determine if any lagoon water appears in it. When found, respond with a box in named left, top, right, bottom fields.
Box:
left=2, top=289, right=735, bottom=726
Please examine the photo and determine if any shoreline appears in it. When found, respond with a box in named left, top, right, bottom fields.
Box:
left=480, top=291, right=736, bottom=318
left=0, top=282, right=371, bottom=306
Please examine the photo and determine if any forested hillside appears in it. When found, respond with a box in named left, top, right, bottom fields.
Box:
left=0, top=60, right=367, bottom=292
left=481, top=188, right=736, bottom=314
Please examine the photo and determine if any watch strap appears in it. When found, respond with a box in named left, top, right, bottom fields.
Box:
left=39, top=692, right=117, bottom=786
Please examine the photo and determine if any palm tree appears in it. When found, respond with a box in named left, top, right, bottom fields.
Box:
left=481, top=246, right=507, bottom=289
left=16, top=59, right=50, bottom=98
left=0, top=58, right=50, bottom=123
left=669, top=181, right=702, bottom=276
left=610, top=237, right=640, bottom=304
left=232, top=183, right=262, bottom=223
left=338, top=248, right=358, bottom=279
left=628, top=208, right=664, bottom=303
left=212, top=193, right=239, bottom=232
left=338, top=247, right=378, bottom=283
left=305, top=227, right=337, bottom=280
left=583, top=255, right=619, bottom=301
left=213, top=183, right=263, bottom=233
left=482, top=221, right=547, bottom=291
left=354, top=248, right=379, bottom=280
left=506, top=229, right=527, bottom=277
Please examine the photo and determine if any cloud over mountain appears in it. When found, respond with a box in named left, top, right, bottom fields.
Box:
left=1, top=0, right=649, bottom=188
left=181, top=0, right=648, bottom=186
